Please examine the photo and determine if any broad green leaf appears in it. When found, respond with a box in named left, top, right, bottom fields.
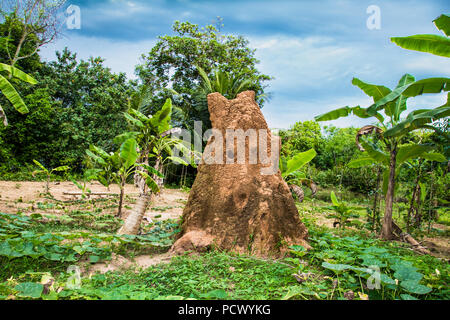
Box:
left=394, top=268, right=423, bottom=282
left=167, top=156, right=189, bottom=166
left=403, top=78, right=450, bottom=97
left=391, top=34, right=450, bottom=58
left=419, top=182, right=427, bottom=203
left=400, top=294, right=419, bottom=300
left=420, top=152, right=447, bottom=162
left=123, top=112, right=144, bottom=128
left=380, top=274, right=397, bottom=285
left=86, top=149, right=107, bottom=165
left=203, top=289, right=228, bottom=299
left=90, top=145, right=110, bottom=159
left=433, top=14, right=450, bottom=37
left=0, top=74, right=29, bottom=114
left=321, top=261, right=351, bottom=272
left=347, top=157, right=376, bottom=168
left=391, top=74, right=415, bottom=121
left=136, top=170, right=160, bottom=193
left=330, top=191, right=340, bottom=206
left=15, top=282, right=43, bottom=299
left=361, top=141, right=389, bottom=165
left=52, top=166, right=70, bottom=172
left=285, top=149, right=317, bottom=176
left=89, top=255, right=100, bottom=263
left=0, top=63, right=37, bottom=84
left=384, top=105, right=450, bottom=138
left=113, top=131, right=140, bottom=145
left=151, top=98, right=172, bottom=134
left=352, top=106, right=385, bottom=123
left=368, top=78, right=449, bottom=115
left=128, top=108, right=150, bottom=123
left=396, top=144, right=434, bottom=165
left=32, top=160, right=47, bottom=172
left=119, top=138, right=139, bottom=168
left=352, top=77, right=391, bottom=102
left=315, top=106, right=352, bottom=121
left=137, top=163, right=164, bottom=178
left=400, top=280, right=432, bottom=295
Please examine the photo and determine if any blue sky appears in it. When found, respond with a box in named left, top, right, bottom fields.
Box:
left=40, top=0, right=450, bottom=129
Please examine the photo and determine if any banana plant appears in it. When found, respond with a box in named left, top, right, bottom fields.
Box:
left=326, top=191, right=363, bottom=229
left=117, top=98, right=195, bottom=193
left=280, top=148, right=317, bottom=203
left=115, top=99, right=195, bottom=234
left=391, top=14, right=450, bottom=58
left=0, top=62, right=37, bottom=126
left=70, top=169, right=100, bottom=199
left=316, top=73, right=449, bottom=239
left=32, top=160, right=70, bottom=194
left=86, top=138, right=162, bottom=218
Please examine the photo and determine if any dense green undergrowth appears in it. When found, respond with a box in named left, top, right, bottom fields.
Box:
left=0, top=204, right=448, bottom=300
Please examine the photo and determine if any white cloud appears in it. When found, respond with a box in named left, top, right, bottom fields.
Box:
left=249, top=34, right=450, bottom=129
left=40, top=35, right=156, bottom=79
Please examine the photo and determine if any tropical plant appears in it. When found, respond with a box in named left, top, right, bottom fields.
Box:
left=325, top=191, right=362, bottom=229
left=391, top=14, right=450, bottom=58
left=86, top=138, right=161, bottom=218
left=197, top=65, right=257, bottom=100
left=69, top=168, right=101, bottom=199
left=280, top=148, right=317, bottom=202
left=316, top=73, right=449, bottom=239
left=0, top=62, right=37, bottom=126
left=402, top=152, right=447, bottom=231
left=31, top=159, right=69, bottom=194
left=116, top=99, right=194, bottom=234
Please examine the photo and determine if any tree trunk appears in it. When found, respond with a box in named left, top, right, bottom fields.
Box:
left=154, top=157, right=164, bottom=189
left=406, top=162, right=422, bottom=233
left=372, top=166, right=382, bottom=231
left=413, top=185, right=422, bottom=228
left=118, top=159, right=162, bottom=235
left=381, top=146, right=397, bottom=240
left=117, top=193, right=152, bottom=235
left=46, top=175, right=50, bottom=194
left=117, top=180, right=125, bottom=218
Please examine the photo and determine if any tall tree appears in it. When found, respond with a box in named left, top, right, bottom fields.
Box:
left=1, top=48, right=133, bottom=170
left=135, top=21, right=272, bottom=131
left=0, top=0, right=66, bottom=67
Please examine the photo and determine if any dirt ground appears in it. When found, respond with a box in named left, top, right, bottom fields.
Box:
left=0, top=181, right=187, bottom=222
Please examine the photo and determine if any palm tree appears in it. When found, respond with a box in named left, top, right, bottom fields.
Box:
left=197, top=65, right=264, bottom=101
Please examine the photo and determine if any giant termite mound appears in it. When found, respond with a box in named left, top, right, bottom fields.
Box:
left=171, top=91, right=309, bottom=257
